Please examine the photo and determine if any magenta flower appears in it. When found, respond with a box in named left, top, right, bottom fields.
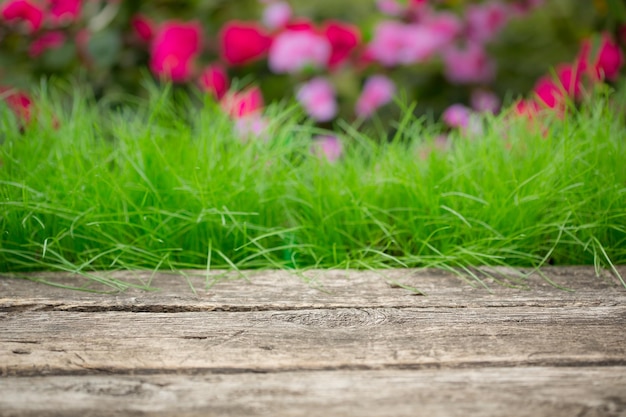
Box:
left=49, top=0, right=81, bottom=24
left=323, top=21, right=361, bottom=69
left=150, top=21, right=202, bottom=83
left=443, top=42, right=496, bottom=84
left=296, top=77, right=338, bottom=122
left=532, top=64, right=582, bottom=110
left=220, top=21, right=273, bottom=66
left=262, top=1, right=292, bottom=30
left=312, top=135, right=343, bottom=163
left=268, top=29, right=331, bottom=73
left=131, top=14, right=155, bottom=43
left=29, top=31, right=66, bottom=57
left=199, top=64, right=229, bottom=100
left=355, top=75, right=395, bottom=118
left=466, top=1, right=510, bottom=44
left=1, top=88, right=33, bottom=124
left=578, top=34, right=624, bottom=82
left=1, top=0, right=43, bottom=33
left=220, top=86, right=264, bottom=119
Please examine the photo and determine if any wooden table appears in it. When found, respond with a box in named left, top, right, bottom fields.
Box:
left=1, top=267, right=625, bottom=416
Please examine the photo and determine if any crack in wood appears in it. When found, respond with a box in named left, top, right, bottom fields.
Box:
left=5, top=358, right=626, bottom=378
left=1, top=300, right=621, bottom=314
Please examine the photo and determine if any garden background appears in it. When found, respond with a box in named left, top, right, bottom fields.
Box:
left=1, top=0, right=625, bottom=286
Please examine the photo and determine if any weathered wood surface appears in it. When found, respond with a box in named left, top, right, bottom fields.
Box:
left=2, top=266, right=625, bottom=311
left=2, top=368, right=626, bottom=417
left=1, top=267, right=625, bottom=417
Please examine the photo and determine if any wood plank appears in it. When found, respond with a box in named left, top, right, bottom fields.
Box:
left=1, top=266, right=625, bottom=311
left=2, top=306, right=624, bottom=376
left=1, top=367, right=625, bottom=417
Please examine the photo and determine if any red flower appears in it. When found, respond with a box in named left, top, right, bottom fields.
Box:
left=578, top=34, right=624, bottom=82
left=29, top=31, right=66, bottom=57
left=323, top=21, right=361, bottom=69
left=131, top=14, right=155, bottom=43
left=150, top=21, right=202, bottom=83
left=2, top=88, right=33, bottom=124
left=49, top=0, right=81, bottom=24
left=220, top=86, right=264, bottom=118
left=199, top=65, right=229, bottom=100
left=284, top=18, right=316, bottom=32
left=220, top=21, right=272, bottom=66
left=1, top=0, right=44, bottom=33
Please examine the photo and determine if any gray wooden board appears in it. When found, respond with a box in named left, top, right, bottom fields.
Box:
left=1, top=367, right=625, bottom=417
left=1, top=267, right=625, bottom=416
left=2, top=266, right=625, bottom=311
left=1, top=307, right=626, bottom=376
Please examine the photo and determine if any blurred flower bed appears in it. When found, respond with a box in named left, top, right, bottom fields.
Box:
left=0, top=0, right=624, bottom=140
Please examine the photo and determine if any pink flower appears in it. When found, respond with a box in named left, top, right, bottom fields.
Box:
left=376, top=0, right=403, bottom=16
left=48, top=0, right=81, bottom=24
left=470, top=89, right=500, bottom=113
left=1, top=0, right=43, bottom=33
left=262, top=1, right=292, bottom=30
left=443, top=42, right=496, bottom=84
left=368, top=21, right=442, bottom=67
left=423, top=12, right=463, bottom=45
left=442, top=104, right=472, bottom=129
left=29, top=31, right=66, bottom=57
left=220, top=21, right=273, bottom=66
left=355, top=75, right=395, bottom=118
left=296, top=77, right=337, bottom=122
left=578, top=34, right=624, bottom=82
left=234, top=115, right=269, bottom=142
left=199, top=65, right=229, bottom=100
left=268, top=29, right=331, bottom=73
left=220, top=86, right=264, bottom=118
left=131, top=14, right=155, bottom=43
left=312, top=135, right=343, bottom=163
left=323, top=21, right=361, bottom=69
left=466, top=1, right=510, bottom=44
left=150, top=21, right=202, bottom=83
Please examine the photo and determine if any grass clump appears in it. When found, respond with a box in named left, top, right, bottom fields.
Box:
left=1, top=85, right=625, bottom=289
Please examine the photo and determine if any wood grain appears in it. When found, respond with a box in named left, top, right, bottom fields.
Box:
left=2, top=306, right=625, bottom=376
left=1, top=266, right=625, bottom=312
left=1, top=267, right=625, bottom=416
left=1, top=368, right=625, bottom=417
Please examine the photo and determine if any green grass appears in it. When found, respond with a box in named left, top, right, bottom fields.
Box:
left=1, top=84, right=625, bottom=290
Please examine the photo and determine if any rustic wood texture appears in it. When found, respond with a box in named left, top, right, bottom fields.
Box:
left=2, top=266, right=625, bottom=311
left=1, top=267, right=625, bottom=416
left=2, top=368, right=625, bottom=417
